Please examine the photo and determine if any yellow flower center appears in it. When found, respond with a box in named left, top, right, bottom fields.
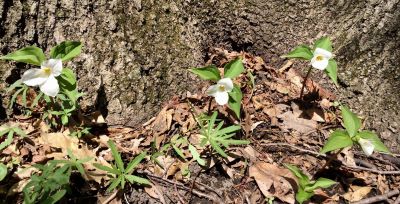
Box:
left=316, top=55, right=324, bottom=61
left=43, top=67, right=52, bottom=75
left=218, top=85, right=226, bottom=92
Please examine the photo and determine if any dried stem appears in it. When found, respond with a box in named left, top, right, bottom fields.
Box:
left=300, top=66, right=312, bottom=98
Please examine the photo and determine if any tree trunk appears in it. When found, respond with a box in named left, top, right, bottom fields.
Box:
left=1, top=0, right=399, bottom=148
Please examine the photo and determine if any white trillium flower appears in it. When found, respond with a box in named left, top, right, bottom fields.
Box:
left=207, top=78, right=233, bottom=105
left=358, top=138, right=375, bottom=156
left=22, top=59, right=62, bottom=97
left=311, top=48, right=332, bottom=70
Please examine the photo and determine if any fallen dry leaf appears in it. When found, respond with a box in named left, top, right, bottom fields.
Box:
left=152, top=107, right=174, bottom=136
left=278, top=111, right=318, bottom=134
left=37, top=132, right=109, bottom=183
left=249, top=162, right=295, bottom=204
left=343, top=185, right=372, bottom=202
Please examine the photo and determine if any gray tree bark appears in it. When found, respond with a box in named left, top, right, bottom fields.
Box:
left=0, top=0, right=399, bottom=149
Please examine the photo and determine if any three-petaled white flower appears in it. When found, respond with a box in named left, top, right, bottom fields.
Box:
left=207, top=78, right=233, bottom=105
left=358, top=138, right=374, bottom=156
left=311, top=48, right=332, bottom=70
left=21, top=59, right=62, bottom=97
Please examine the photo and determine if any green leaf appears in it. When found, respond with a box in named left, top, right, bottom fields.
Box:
left=50, top=41, right=82, bottom=62
left=210, top=139, right=228, bottom=158
left=320, top=130, right=353, bottom=154
left=296, top=188, right=314, bottom=204
left=228, top=97, right=241, bottom=118
left=357, top=131, right=391, bottom=154
left=172, top=144, right=186, bottom=161
left=340, top=106, right=361, bottom=137
left=219, top=139, right=249, bottom=147
left=0, top=163, right=7, bottom=181
left=31, top=92, right=43, bottom=108
left=0, top=130, right=14, bottom=151
left=188, top=144, right=206, bottom=166
left=282, top=45, right=313, bottom=60
left=22, top=87, right=28, bottom=107
left=125, top=152, right=146, bottom=174
left=6, top=79, right=23, bottom=93
left=228, top=84, right=242, bottom=102
left=107, top=140, right=124, bottom=171
left=224, top=58, right=244, bottom=79
left=43, top=189, right=67, bottom=204
left=247, top=71, right=255, bottom=89
left=189, top=65, right=221, bottom=81
left=61, top=115, right=69, bottom=125
left=208, top=111, right=218, bottom=135
left=93, top=163, right=119, bottom=175
left=215, top=125, right=241, bottom=136
left=125, top=175, right=151, bottom=185
left=314, top=37, right=332, bottom=52
left=0, top=46, right=45, bottom=66
left=57, top=68, right=77, bottom=91
left=12, top=127, right=27, bottom=137
left=107, top=177, right=122, bottom=192
left=325, top=59, right=338, bottom=86
left=9, top=87, right=24, bottom=108
left=304, top=178, right=336, bottom=192
left=284, top=164, right=310, bottom=187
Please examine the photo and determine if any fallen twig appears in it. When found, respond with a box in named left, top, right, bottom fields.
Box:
left=394, top=193, right=400, bottom=204
left=101, top=190, right=118, bottom=204
left=144, top=173, right=223, bottom=204
left=174, top=179, right=187, bottom=204
left=260, top=142, right=400, bottom=175
left=346, top=166, right=400, bottom=175
left=352, top=189, right=399, bottom=204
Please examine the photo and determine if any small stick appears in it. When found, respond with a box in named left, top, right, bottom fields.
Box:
left=394, top=194, right=400, bottom=204
left=207, top=98, right=213, bottom=115
left=300, top=66, right=312, bottom=99
left=101, top=190, right=118, bottom=204
left=260, top=142, right=400, bottom=175
left=145, top=173, right=223, bottom=203
left=174, top=179, right=187, bottom=204
left=346, top=166, right=400, bottom=175
left=352, top=189, right=399, bottom=204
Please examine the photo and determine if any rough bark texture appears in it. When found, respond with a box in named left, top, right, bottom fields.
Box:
left=1, top=1, right=399, bottom=149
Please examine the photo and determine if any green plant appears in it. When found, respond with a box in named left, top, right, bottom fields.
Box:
left=22, top=162, right=72, bottom=204
left=2, top=41, right=83, bottom=128
left=320, top=105, right=390, bottom=156
left=51, top=149, right=92, bottom=177
left=0, top=126, right=27, bottom=151
left=93, top=140, right=150, bottom=192
left=284, top=164, right=336, bottom=204
left=190, top=58, right=245, bottom=118
left=283, top=37, right=338, bottom=98
left=70, top=126, right=91, bottom=138
left=198, top=111, right=249, bottom=158
left=0, top=163, right=7, bottom=182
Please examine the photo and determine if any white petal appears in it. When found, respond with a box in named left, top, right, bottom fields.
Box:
left=42, top=59, right=62, bottom=76
left=217, top=78, right=233, bottom=92
left=39, top=75, right=59, bottom=97
left=359, top=138, right=374, bottom=156
left=214, top=91, right=229, bottom=105
left=314, top=48, right=332, bottom=59
left=22, top=68, right=48, bottom=86
left=206, top=85, right=218, bottom=96
left=311, top=57, right=329, bottom=70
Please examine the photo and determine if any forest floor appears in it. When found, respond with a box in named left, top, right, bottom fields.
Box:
left=1, top=48, right=400, bottom=204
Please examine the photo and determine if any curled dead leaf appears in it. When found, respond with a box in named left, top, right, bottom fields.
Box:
left=249, top=162, right=296, bottom=204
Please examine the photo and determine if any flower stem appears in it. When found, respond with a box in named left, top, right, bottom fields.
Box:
left=313, top=148, right=343, bottom=180
left=207, top=98, right=212, bottom=115
left=300, top=67, right=312, bottom=99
